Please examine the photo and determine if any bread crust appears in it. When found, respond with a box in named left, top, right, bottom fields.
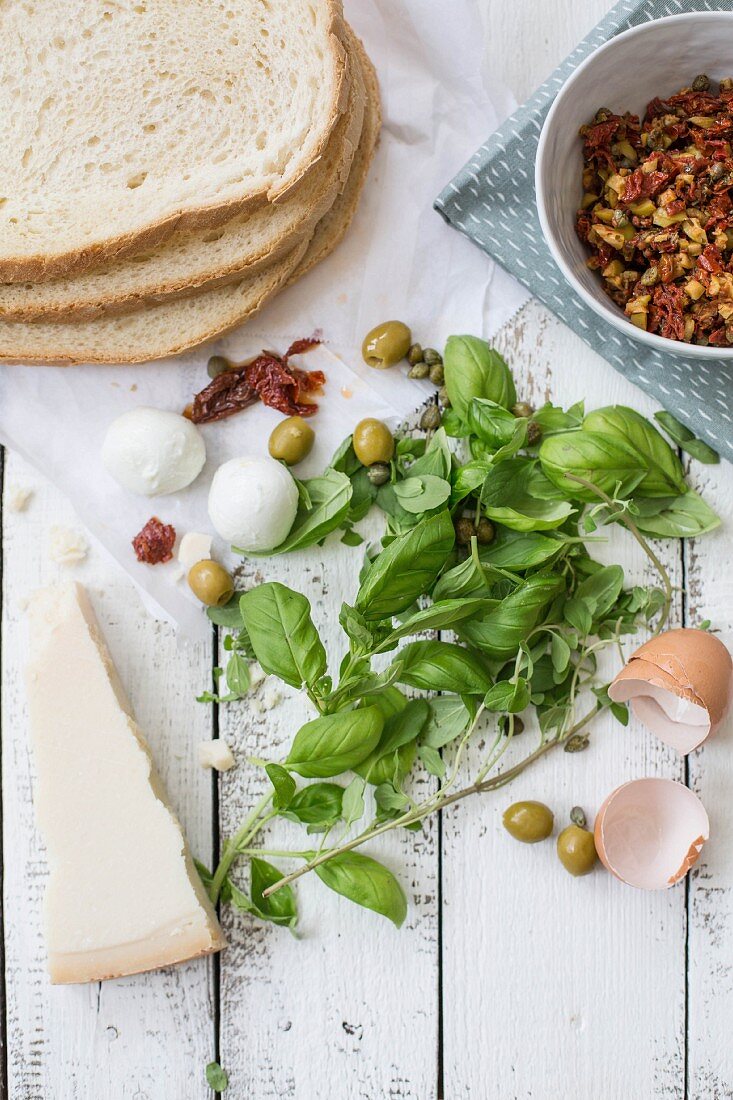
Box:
left=0, top=0, right=351, bottom=284
left=0, top=29, right=366, bottom=323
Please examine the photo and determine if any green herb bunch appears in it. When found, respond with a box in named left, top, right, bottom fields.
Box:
left=200, top=335, right=719, bottom=929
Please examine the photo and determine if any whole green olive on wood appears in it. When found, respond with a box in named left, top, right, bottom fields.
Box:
left=503, top=800, right=554, bottom=843
left=557, top=824, right=598, bottom=876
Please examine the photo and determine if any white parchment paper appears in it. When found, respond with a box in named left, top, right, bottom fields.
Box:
left=0, top=0, right=528, bottom=638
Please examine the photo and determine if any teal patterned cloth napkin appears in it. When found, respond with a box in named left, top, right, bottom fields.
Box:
left=435, top=0, right=733, bottom=461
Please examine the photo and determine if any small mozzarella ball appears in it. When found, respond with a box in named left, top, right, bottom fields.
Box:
left=208, top=456, right=299, bottom=551
left=102, top=407, right=206, bottom=496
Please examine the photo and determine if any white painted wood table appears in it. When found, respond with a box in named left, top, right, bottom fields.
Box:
left=2, top=2, right=733, bottom=1097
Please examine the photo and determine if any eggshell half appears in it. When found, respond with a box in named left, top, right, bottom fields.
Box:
left=608, top=628, right=733, bottom=753
left=594, top=778, right=709, bottom=889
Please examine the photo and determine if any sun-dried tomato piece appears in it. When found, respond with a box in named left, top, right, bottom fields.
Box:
left=186, top=339, right=326, bottom=424
left=698, top=243, right=725, bottom=273
left=132, top=517, right=176, bottom=565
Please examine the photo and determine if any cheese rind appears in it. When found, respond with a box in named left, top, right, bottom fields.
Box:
left=25, top=583, right=225, bottom=984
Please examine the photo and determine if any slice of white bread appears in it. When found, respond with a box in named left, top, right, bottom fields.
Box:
left=0, top=0, right=349, bottom=283
left=0, top=29, right=366, bottom=323
left=0, top=55, right=380, bottom=365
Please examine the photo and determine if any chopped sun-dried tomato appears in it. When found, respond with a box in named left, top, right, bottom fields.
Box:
left=187, top=339, right=325, bottom=424
left=132, top=517, right=176, bottom=565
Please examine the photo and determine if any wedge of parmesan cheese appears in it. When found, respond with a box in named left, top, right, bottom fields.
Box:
left=24, top=583, right=225, bottom=984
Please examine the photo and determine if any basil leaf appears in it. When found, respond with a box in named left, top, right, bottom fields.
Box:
left=583, top=406, right=686, bottom=497
left=330, top=436, right=361, bottom=476
left=421, top=696, right=474, bottom=748
left=564, top=596, right=592, bottom=635
left=394, top=474, right=452, bottom=514
left=395, top=640, right=492, bottom=694
left=551, top=634, right=571, bottom=674
left=205, top=1062, right=229, bottom=1093
left=225, top=652, right=250, bottom=697
left=355, top=510, right=455, bottom=621
left=418, top=743, right=446, bottom=777
left=286, top=707, right=383, bottom=778
left=539, top=430, right=648, bottom=501
left=375, top=783, right=411, bottom=813
left=531, top=401, right=584, bottom=434
left=252, top=468, right=352, bottom=555
left=466, top=398, right=519, bottom=447
left=444, top=336, right=516, bottom=417
left=380, top=598, right=489, bottom=644
left=240, top=582, right=327, bottom=690
left=339, top=603, right=374, bottom=651
left=484, top=677, right=530, bottom=713
left=206, top=592, right=245, bottom=629
left=342, top=776, right=366, bottom=825
left=355, top=698, right=429, bottom=784
left=576, top=564, right=624, bottom=619
left=654, top=411, right=720, bottom=464
left=347, top=467, right=378, bottom=523
left=265, top=763, right=296, bottom=810
left=281, top=783, right=344, bottom=827
left=458, top=575, right=565, bottom=660
left=450, top=458, right=491, bottom=505
left=480, top=459, right=575, bottom=531
left=440, top=407, right=471, bottom=438
left=250, top=858, right=298, bottom=929
left=432, top=555, right=496, bottom=601
left=478, top=528, right=566, bottom=570
left=313, top=851, right=407, bottom=927
left=407, top=428, right=452, bottom=480
left=632, top=490, right=720, bottom=538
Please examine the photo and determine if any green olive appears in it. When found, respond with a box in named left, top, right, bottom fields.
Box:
left=557, top=824, right=598, bottom=876
left=268, top=416, right=315, bottom=466
left=188, top=560, right=234, bottom=607
left=352, top=418, right=395, bottom=466
left=503, top=800, right=554, bottom=843
left=362, top=321, right=412, bottom=369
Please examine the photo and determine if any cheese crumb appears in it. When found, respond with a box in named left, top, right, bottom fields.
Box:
left=249, top=661, right=267, bottom=690
left=49, top=526, right=88, bottom=566
left=8, top=485, right=34, bottom=512
left=198, top=739, right=236, bottom=772
left=178, top=531, right=213, bottom=573
left=261, top=684, right=282, bottom=711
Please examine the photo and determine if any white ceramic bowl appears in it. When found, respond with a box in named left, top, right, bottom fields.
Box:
left=535, top=12, right=733, bottom=360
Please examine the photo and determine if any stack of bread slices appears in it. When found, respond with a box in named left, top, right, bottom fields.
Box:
left=0, top=0, right=379, bottom=364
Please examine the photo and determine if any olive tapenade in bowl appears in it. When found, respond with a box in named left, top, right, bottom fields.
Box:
left=535, top=12, right=733, bottom=358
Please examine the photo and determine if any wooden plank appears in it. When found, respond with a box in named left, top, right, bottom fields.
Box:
left=1, top=452, right=215, bottom=1099
left=440, top=299, right=687, bottom=1099
left=684, top=457, right=733, bottom=1100
left=216, top=451, right=440, bottom=1098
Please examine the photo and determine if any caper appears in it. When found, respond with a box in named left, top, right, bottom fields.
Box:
left=511, top=401, right=534, bottom=419
left=710, top=161, right=727, bottom=182
left=429, top=363, right=445, bottom=386
left=367, top=461, right=391, bottom=487
left=476, top=518, right=495, bottom=545
left=455, top=516, right=477, bottom=545
left=362, top=321, right=412, bottom=369
left=407, top=343, right=424, bottom=366
left=503, top=800, right=554, bottom=844
left=352, top=418, right=395, bottom=466
left=268, top=416, right=315, bottom=466
left=692, top=74, right=711, bottom=92
left=423, top=348, right=442, bottom=366
left=438, top=385, right=451, bottom=407
left=207, top=354, right=233, bottom=379
left=408, top=361, right=430, bottom=380
left=557, top=824, right=597, bottom=876
left=188, top=560, right=234, bottom=607
left=526, top=421, right=543, bottom=446
left=499, top=715, right=525, bottom=735
left=420, top=404, right=441, bottom=432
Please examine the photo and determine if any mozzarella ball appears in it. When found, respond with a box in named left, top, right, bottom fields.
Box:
left=208, top=456, right=299, bottom=551
left=102, top=407, right=206, bottom=496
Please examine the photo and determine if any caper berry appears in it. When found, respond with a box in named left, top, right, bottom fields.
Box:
left=367, top=461, right=391, bottom=487
left=503, top=800, right=554, bottom=844
left=268, top=416, right=315, bottom=466
left=526, top=421, right=543, bottom=446
left=557, top=824, right=597, bottom=876
left=423, top=347, right=442, bottom=367
left=188, top=560, right=234, bottom=607
left=408, top=361, right=430, bottom=380
left=511, top=400, right=534, bottom=419
left=455, top=516, right=477, bottom=545
left=429, top=363, right=445, bottom=386
left=352, top=418, right=395, bottom=466
left=407, top=343, right=424, bottom=366
left=420, top=404, right=441, bottom=432
left=362, top=321, right=412, bottom=369
left=438, top=385, right=451, bottom=407
left=476, top=518, right=495, bottom=545
left=207, top=354, right=233, bottom=379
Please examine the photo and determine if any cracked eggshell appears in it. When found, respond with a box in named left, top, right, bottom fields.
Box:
left=608, top=628, right=733, bottom=753
left=594, top=778, right=709, bottom=890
